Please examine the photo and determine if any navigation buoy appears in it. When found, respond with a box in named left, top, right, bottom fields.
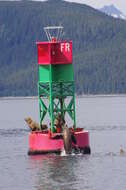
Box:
left=27, top=26, right=91, bottom=155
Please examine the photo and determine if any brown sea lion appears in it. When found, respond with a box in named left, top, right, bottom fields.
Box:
left=41, top=124, right=48, bottom=130
left=62, top=126, right=72, bottom=154
left=120, top=148, right=125, bottom=155
left=25, top=117, right=48, bottom=131
left=24, top=117, right=40, bottom=131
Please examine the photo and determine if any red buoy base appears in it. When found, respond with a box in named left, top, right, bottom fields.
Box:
left=28, top=128, right=90, bottom=155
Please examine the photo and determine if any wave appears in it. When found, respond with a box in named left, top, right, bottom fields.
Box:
left=0, top=128, right=29, bottom=137
left=81, top=125, right=126, bottom=131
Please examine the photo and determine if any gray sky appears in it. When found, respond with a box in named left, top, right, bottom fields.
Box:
left=65, top=0, right=126, bottom=14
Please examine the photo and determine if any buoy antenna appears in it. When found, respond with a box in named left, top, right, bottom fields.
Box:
left=44, top=26, right=64, bottom=41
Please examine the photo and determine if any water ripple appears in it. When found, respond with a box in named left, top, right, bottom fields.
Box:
left=84, top=125, right=126, bottom=131
left=0, top=128, right=29, bottom=137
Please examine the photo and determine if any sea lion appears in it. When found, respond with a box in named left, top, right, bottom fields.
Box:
left=25, top=117, right=48, bottom=131
left=62, top=126, right=72, bottom=154
left=40, top=124, right=48, bottom=130
left=24, top=117, right=40, bottom=131
left=120, top=148, right=125, bottom=155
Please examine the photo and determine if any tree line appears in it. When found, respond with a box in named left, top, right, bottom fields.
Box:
left=0, top=0, right=126, bottom=96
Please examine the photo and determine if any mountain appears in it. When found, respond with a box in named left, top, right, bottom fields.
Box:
left=99, top=4, right=126, bottom=20
left=1, top=0, right=126, bottom=96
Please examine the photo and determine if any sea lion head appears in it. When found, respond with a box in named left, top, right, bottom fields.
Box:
left=24, top=117, right=32, bottom=125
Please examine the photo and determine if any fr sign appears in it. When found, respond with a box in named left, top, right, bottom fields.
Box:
left=60, top=43, right=70, bottom=53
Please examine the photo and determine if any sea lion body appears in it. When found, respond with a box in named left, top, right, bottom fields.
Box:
left=25, top=117, right=40, bottom=131
left=25, top=117, right=48, bottom=131
left=63, top=126, right=72, bottom=154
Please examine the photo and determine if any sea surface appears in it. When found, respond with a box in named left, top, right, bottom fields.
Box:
left=0, top=95, right=126, bottom=190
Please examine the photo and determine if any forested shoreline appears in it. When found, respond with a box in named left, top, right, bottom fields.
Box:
left=0, top=0, right=126, bottom=96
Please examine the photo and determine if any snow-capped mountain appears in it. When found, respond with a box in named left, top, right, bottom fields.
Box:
left=99, top=4, right=126, bottom=20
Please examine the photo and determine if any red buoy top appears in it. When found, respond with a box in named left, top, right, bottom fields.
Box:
left=36, top=26, right=72, bottom=65
left=36, top=41, right=72, bottom=65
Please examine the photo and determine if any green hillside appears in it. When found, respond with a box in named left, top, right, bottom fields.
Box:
left=0, top=0, right=126, bottom=96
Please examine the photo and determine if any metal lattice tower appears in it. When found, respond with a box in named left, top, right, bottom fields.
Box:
left=36, top=26, right=76, bottom=132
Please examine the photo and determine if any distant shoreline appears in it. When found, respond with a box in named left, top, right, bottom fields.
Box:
left=1, top=94, right=126, bottom=101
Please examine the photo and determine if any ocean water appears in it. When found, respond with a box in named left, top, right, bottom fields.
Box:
left=0, top=96, right=126, bottom=190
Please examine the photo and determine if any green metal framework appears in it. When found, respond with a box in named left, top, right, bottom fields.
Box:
left=38, top=64, right=76, bottom=132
